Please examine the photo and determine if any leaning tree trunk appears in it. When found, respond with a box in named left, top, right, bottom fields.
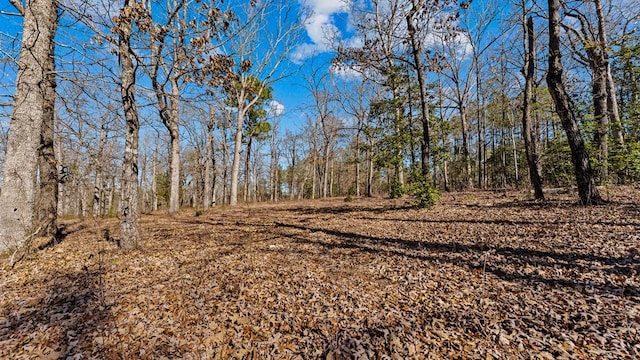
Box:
left=118, top=0, right=140, bottom=249
left=547, top=0, right=602, bottom=205
left=0, top=0, right=58, bottom=252
left=522, top=16, right=544, bottom=200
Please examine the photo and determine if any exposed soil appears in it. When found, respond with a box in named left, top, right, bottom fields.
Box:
left=1, top=187, right=639, bottom=359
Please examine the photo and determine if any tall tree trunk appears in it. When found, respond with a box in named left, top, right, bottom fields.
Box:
left=289, top=137, right=296, bottom=200
left=459, top=105, right=472, bottom=188
left=592, top=60, right=609, bottom=181
left=204, top=106, right=214, bottom=210
left=230, top=109, right=244, bottom=206
left=222, top=123, right=229, bottom=205
left=311, top=140, right=317, bottom=199
left=355, top=124, right=361, bottom=197
left=151, top=142, right=158, bottom=211
left=322, top=143, right=330, bottom=198
left=37, top=7, right=59, bottom=237
left=510, top=124, right=519, bottom=187
left=522, top=16, right=544, bottom=199
left=168, top=79, right=180, bottom=213
left=407, top=3, right=431, bottom=180
left=594, top=0, right=624, bottom=146
left=92, top=122, right=107, bottom=217
left=0, top=0, right=57, bottom=252
left=118, top=0, right=140, bottom=248
left=270, top=123, right=278, bottom=202
left=547, top=0, right=602, bottom=205
left=367, top=139, right=374, bottom=197
left=244, top=136, right=252, bottom=203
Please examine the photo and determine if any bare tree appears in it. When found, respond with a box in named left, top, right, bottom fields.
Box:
left=223, top=0, right=302, bottom=206
left=521, top=13, right=545, bottom=200
left=115, top=0, right=144, bottom=248
left=140, top=0, right=227, bottom=213
left=0, top=0, right=58, bottom=253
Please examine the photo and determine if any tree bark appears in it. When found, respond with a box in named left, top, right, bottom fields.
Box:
left=406, top=1, right=431, bottom=180
left=0, top=0, right=58, bottom=252
left=204, top=106, right=215, bottom=210
left=547, top=0, right=602, bottom=205
left=92, top=122, right=107, bottom=217
left=151, top=142, right=158, bottom=211
left=289, top=136, right=296, bottom=200
left=591, top=58, right=609, bottom=181
left=167, top=78, right=181, bottom=213
left=230, top=108, right=244, bottom=206
left=118, top=0, right=141, bottom=248
left=459, top=105, right=472, bottom=188
left=37, top=5, right=59, bottom=237
left=244, top=136, right=252, bottom=202
left=594, top=0, right=624, bottom=146
left=522, top=15, right=544, bottom=200
left=269, top=123, right=278, bottom=202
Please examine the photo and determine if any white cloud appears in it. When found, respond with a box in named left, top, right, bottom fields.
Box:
left=268, top=100, right=285, bottom=117
left=292, top=0, right=351, bottom=63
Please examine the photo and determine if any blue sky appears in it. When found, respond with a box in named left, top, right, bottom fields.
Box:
left=0, top=0, right=511, bottom=134
left=0, top=0, right=358, bottom=133
left=271, top=0, right=358, bottom=132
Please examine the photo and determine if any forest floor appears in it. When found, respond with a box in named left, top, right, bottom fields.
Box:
left=1, top=187, right=639, bottom=359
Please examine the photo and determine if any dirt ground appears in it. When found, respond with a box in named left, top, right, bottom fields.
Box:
left=1, top=187, right=639, bottom=359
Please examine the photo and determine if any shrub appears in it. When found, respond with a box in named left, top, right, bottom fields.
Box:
left=407, top=179, right=441, bottom=209
left=389, top=180, right=404, bottom=199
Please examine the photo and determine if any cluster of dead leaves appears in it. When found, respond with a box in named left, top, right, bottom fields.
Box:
left=1, top=186, right=638, bottom=359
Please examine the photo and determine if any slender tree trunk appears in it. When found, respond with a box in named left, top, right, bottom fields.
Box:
left=510, top=125, right=519, bottom=187
left=329, top=159, right=334, bottom=197
left=93, top=123, right=107, bottom=217
left=244, top=136, right=252, bottom=203
left=522, top=16, right=544, bottom=199
left=311, top=140, right=318, bottom=199
left=289, top=137, right=296, bottom=200
left=322, top=142, right=330, bottom=198
left=592, top=59, right=609, bottom=181
left=367, top=136, right=375, bottom=197
left=355, top=124, right=361, bottom=197
left=204, top=106, right=214, bottom=210
left=547, top=0, right=602, bottom=205
left=230, top=109, right=244, bottom=206
left=118, top=0, right=140, bottom=248
left=594, top=0, right=624, bottom=146
left=459, top=105, right=472, bottom=188
left=222, top=123, right=229, bottom=205
left=270, top=123, right=278, bottom=202
left=167, top=79, right=180, bottom=213
left=151, top=142, right=158, bottom=211
left=407, top=6, right=431, bottom=180
left=0, top=0, right=58, bottom=252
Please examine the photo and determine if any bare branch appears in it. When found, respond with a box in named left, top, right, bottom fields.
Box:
left=8, top=0, right=24, bottom=16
